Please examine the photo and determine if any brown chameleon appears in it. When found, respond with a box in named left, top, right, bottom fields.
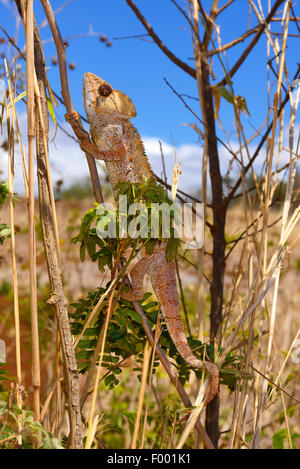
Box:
left=66, top=72, right=219, bottom=403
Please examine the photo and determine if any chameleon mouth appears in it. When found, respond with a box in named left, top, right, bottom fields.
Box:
left=83, top=72, right=109, bottom=115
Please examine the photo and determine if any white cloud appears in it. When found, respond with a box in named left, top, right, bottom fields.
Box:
left=1, top=114, right=298, bottom=198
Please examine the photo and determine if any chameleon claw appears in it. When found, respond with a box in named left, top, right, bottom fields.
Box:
left=65, top=110, right=81, bottom=124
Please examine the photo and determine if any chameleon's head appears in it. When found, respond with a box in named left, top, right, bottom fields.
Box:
left=83, top=72, right=136, bottom=122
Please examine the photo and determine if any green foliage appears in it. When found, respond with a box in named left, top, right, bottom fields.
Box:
left=0, top=404, right=61, bottom=449
left=0, top=181, right=9, bottom=207
left=0, top=181, right=11, bottom=245
left=0, top=280, right=12, bottom=296
left=70, top=178, right=243, bottom=395
left=0, top=224, right=11, bottom=245
left=115, top=178, right=180, bottom=261
left=272, top=428, right=300, bottom=449
left=70, top=288, right=158, bottom=378
left=0, top=360, right=60, bottom=448
left=71, top=178, right=181, bottom=273
left=278, top=405, right=298, bottom=425
left=70, top=286, right=242, bottom=391
left=0, top=363, right=9, bottom=392
left=71, top=204, right=116, bottom=272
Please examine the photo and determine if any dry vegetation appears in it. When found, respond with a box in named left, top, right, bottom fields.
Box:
left=0, top=196, right=300, bottom=449
left=0, top=0, right=299, bottom=450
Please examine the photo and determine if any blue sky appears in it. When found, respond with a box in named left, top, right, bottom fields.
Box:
left=0, top=0, right=299, bottom=192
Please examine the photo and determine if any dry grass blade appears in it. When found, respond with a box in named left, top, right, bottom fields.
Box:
left=176, top=378, right=209, bottom=449
left=85, top=284, right=118, bottom=449
left=25, top=0, right=41, bottom=423
left=131, top=341, right=151, bottom=449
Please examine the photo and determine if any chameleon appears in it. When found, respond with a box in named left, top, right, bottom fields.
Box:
left=66, top=72, right=219, bottom=404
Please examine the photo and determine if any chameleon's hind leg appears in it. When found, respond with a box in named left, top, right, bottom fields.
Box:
left=121, top=257, right=149, bottom=301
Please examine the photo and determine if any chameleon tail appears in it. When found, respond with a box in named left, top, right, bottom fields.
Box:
left=148, top=248, right=219, bottom=404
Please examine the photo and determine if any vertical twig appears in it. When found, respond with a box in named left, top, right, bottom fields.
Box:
left=32, top=16, right=83, bottom=448
left=190, top=0, right=224, bottom=446
left=5, top=60, right=22, bottom=390
left=131, top=342, right=151, bottom=449
left=40, top=0, right=103, bottom=204
left=14, top=0, right=84, bottom=447
left=85, top=285, right=118, bottom=449
left=5, top=65, right=23, bottom=445
left=25, top=0, right=40, bottom=423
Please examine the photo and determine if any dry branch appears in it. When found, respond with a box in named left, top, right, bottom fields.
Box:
left=25, top=0, right=41, bottom=423
left=125, top=0, right=196, bottom=79
left=14, top=0, right=83, bottom=448
left=33, top=22, right=83, bottom=449
left=214, top=0, right=286, bottom=88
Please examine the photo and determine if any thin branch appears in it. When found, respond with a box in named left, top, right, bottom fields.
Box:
left=25, top=0, right=41, bottom=424
left=197, top=1, right=210, bottom=28
left=270, top=16, right=300, bottom=22
left=225, top=214, right=282, bottom=260
left=208, top=25, right=260, bottom=57
left=225, top=63, right=300, bottom=204
left=155, top=174, right=203, bottom=204
left=40, top=0, right=103, bottom=204
left=203, top=0, right=220, bottom=50
left=131, top=297, right=215, bottom=449
left=125, top=0, right=196, bottom=78
left=216, top=0, right=236, bottom=16
left=175, top=259, right=192, bottom=336
left=251, top=365, right=300, bottom=404
left=170, top=0, right=195, bottom=32
left=163, top=77, right=237, bottom=160
left=214, top=0, right=286, bottom=88
left=113, top=33, right=151, bottom=41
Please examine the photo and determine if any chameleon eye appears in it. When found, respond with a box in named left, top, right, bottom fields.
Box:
left=98, top=83, right=113, bottom=97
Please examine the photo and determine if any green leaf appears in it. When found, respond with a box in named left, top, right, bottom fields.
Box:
left=142, top=301, right=158, bottom=310
left=236, top=95, right=251, bottom=116
left=103, top=355, right=119, bottom=364
left=109, top=327, right=126, bottom=340
left=145, top=239, right=157, bottom=255
left=119, top=307, right=143, bottom=324
left=141, top=292, right=153, bottom=303
left=272, top=429, right=287, bottom=449
left=166, top=237, right=180, bottom=261
left=47, top=97, right=58, bottom=141
left=80, top=242, right=85, bottom=262
left=77, top=350, right=93, bottom=360
left=86, top=234, right=96, bottom=258
left=6, top=91, right=27, bottom=109
left=115, top=181, right=132, bottom=194
left=215, top=85, right=234, bottom=104
left=105, top=374, right=115, bottom=386
left=0, top=225, right=11, bottom=237
left=77, top=339, right=97, bottom=349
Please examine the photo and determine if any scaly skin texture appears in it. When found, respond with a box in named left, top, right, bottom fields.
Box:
left=66, top=72, right=219, bottom=404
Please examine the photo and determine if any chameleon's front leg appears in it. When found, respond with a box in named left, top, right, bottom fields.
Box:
left=65, top=111, right=102, bottom=159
